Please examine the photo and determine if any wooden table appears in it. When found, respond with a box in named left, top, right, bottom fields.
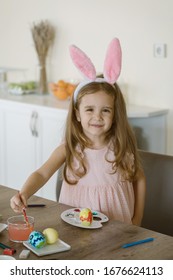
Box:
left=0, top=185, right=173, bottom=260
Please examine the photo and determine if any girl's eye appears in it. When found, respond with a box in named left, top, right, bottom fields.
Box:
left=86, top=108, right=93, bottom=112
left=103, top=109, right=111, bottom=113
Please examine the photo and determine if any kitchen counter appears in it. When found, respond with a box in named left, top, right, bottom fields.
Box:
left=0, top=91, right=70, bottom=111
left=126, top=104, right=168, bottom=118
left=0, top=91, right=168, bottom=118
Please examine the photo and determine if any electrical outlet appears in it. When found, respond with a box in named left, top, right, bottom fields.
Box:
left=153, top=44, right=166, bottom=58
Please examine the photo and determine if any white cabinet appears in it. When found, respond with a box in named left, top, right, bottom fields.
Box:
left=0, top=107, right=4, bottom=184
left=129, top=115, right=167, bottom=154
left=127, top=105, right=168, bottom=154
left=0, top=100, right=67, bottom=201
left=36, top=107, right=67, bottom=200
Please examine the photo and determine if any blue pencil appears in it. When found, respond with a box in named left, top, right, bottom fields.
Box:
left=122, top=237, right=154, bottom=248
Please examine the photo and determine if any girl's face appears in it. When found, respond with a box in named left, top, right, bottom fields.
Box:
left=76, top=91, right=114, bottom=146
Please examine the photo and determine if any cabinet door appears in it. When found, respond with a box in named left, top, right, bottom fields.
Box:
left=0, top=104, right=4, bottom=184
left=36, top=108, right=67, bottom=201
left=0, top=100, right=68, bottom=201
left=129, top=115, right=167, bottom=154
left=2, top=103, right=36, bottom=190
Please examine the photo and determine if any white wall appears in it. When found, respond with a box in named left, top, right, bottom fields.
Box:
left=0, top=0, right=173, bottom=154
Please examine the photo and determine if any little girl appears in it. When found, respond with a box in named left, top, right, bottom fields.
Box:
left=10, top=38, right=146, bottom=225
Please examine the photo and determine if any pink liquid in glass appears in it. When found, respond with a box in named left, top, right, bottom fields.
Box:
left=8, top=216, right=34, bottom=242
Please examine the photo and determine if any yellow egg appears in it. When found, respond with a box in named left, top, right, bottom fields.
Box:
left=79, top=208, right=93, bottom=226
left=43, top=228, right=59, bottom=244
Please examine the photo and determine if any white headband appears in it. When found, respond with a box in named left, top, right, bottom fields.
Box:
left=73, top=77, right=107, bottom=103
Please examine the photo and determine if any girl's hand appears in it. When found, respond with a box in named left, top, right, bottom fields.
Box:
left=10, top=192, right=27, bottom=213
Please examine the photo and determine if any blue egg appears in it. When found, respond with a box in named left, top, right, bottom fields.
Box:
left=29, top=230, right=46, bottom=248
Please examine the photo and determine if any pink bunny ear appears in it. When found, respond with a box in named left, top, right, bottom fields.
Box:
left=69, top=45, right=96, bottom=80
left=103, top=38, right=122, bottom=84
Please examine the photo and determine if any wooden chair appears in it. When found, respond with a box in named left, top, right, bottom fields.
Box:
left=139, top=150, right=173, bottom=236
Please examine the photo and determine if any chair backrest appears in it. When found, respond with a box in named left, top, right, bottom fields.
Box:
left=139, top=150, right=173, bottom=236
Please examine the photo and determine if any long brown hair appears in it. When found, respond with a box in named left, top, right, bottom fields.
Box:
left=63, top=81, right=142, bottom=184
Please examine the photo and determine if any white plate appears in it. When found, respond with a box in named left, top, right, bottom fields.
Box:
left=23, top=239, right=71, bottom=256
left=61, top=208, right=109, bottom=229
left=8, top=89, right=36, bottom=95
left=0, top=223, right=7, bottom=233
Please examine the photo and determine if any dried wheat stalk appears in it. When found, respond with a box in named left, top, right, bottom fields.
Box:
left=31, top=20, right=55, bottom=93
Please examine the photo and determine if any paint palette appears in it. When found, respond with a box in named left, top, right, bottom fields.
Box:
left=61, top=208, right=109, bottom=229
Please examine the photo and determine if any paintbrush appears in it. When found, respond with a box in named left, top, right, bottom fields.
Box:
left=18, top=191, right=31, bottom=230
left=22, top=207, right=30, bottom=226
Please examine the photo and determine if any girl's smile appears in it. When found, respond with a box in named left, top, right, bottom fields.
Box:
left=76, top=91, right=114, bottom=147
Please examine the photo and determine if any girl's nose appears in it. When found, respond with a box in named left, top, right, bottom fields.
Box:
left=94, top=111, right=102, bottom=120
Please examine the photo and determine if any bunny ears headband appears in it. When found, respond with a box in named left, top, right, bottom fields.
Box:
left=69, top=37, right=122, bottom=102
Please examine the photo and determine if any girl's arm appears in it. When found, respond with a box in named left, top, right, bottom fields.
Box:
left=10, top=143, right=66, bottom=212
left=132, top=170, right=146, bottom=226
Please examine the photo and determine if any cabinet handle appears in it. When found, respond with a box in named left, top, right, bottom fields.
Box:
left=33, top=111, right=38, bottom=137
left=30, top=111, right=38, bottom=137
left=30, top=112, right=35, bottom=136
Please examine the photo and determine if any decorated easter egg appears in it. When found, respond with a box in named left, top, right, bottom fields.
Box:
left=43, top=228, right=58, bottom=244
left=79, top=208, right=93, bottom=226
left=29, top=231, right=46, bottom=248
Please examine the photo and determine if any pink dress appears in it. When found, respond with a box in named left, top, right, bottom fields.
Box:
left=59, top=145, right=134, bottom=224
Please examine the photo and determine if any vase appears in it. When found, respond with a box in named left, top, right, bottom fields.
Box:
left=36, top=64, right=48, bottom=94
